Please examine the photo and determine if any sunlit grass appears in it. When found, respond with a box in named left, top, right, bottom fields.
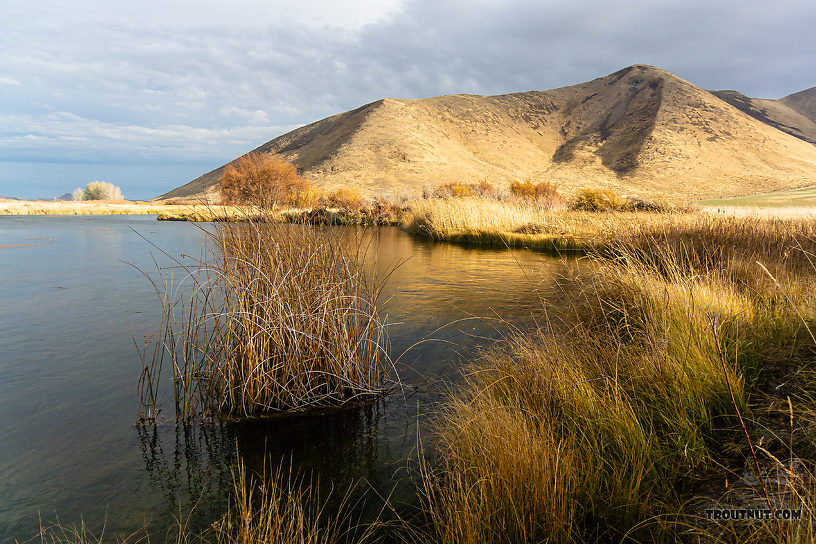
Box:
left=138, top=216, right=398, bottom=420
left=420, top=215, right=816, bottom=543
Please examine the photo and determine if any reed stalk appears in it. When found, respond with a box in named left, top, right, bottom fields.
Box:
left=138, top=215, right=397, bottom=420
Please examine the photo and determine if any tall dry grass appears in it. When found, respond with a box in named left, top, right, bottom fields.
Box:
left=138, top=218, right=397, bottom=420
left=420, top=217, right=816, bottom=543
left=407, top=197, right=552, bottom=238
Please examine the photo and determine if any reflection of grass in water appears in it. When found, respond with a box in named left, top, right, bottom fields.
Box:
left=36, top=455, right=387, bottom=544
left=132, top=402, right=389, bottom=536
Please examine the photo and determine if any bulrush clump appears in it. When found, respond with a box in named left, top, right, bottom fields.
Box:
left=139, top=213, right=396, bottom=420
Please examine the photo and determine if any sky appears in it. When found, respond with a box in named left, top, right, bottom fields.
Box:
left=1, top=0, right=815, bottom=200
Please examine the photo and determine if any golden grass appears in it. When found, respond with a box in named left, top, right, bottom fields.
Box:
left=405, top=196, right=683, bottom=251
left=421, top=215, right=816, bottom=543
left=138, top=217, right=397, bottom=420
left=405, top=196, right=816, bottom=254
left=0, top=199, right=249, bottom=219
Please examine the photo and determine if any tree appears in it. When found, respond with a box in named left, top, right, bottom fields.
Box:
left=219, top=152, right=308, bottom=207
left=72, top=181, right=124, bottom=201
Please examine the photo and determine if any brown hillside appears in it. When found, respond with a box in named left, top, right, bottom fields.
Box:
left=711, top=88, right=816, bottom=145
left=780, top=87, right=816, bottom=124
left=162, top=65, right=816, bottom=202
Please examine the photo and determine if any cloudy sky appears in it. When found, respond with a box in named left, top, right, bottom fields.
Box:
left=1, top=0, right=814, bottom=199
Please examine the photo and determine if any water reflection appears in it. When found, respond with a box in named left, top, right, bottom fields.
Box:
left=0, top=216, right=571, bottom=542
left=136, top=423, right=235, bottom=528
left=134, top=401, right=402, bottom=535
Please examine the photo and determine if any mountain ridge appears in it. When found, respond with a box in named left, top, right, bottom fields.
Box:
left=161, top=65, right=816, bottom=202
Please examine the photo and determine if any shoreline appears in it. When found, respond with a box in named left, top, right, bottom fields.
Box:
left=0, top=199, right=206, bottom=216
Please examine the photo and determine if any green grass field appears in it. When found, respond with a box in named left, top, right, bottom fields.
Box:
left=699, top=185, right=816, bottom=207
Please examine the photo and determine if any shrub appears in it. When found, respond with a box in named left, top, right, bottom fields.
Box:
left=510, top=179, right=559, bottom=202
left=533, top=181, right=559, bottom=201
left=509, top=179, right=537, bottom=199
left=627, top=196, right=671, bottom=212
left=72, top=181, right=123, bottom=201
left=220, top=152, right=308, bottom=207
left=291, top=188, right=324, bottom=208
left=433, top=181, right=496, bottom=199
left=571, top=188, right=629, bottom=211
left=434, top=182, right=475, bottom=198
left=328, top=186, right=365, bottom=210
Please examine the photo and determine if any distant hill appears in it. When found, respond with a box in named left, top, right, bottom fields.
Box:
left=781, top=87, right=816, bottom=123
left=162, top=65, right=816, bottom=202
left=711, top=87, right=816, bottom=145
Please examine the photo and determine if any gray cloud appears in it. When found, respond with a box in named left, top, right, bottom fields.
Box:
left=1, top=0, right=814, bottom=198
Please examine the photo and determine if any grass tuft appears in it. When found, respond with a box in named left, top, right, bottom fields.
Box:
left=138, top=217, right=398, bottom=420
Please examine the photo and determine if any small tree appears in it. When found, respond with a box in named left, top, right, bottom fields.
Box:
left=219, top=152, right=308, bottom=207
left=72, top=181, right=123, bottom=201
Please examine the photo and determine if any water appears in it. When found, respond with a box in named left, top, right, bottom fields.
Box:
left=0, top=215, right=571, bottom=541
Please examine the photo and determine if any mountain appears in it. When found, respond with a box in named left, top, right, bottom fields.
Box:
left=711, top=87, right=816, bottom=145
left=781, top=87, right=816, bottom=123
left=162, top=65, right=816, bottom=201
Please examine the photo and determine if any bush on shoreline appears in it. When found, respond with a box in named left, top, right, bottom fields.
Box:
left=220, top=152, right=308, bottom=207
left=71, top=181, right=124, bottom=201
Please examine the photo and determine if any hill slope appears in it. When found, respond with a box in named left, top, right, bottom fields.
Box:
left=162, top=65, right=816, bottom=201
left=781, top=87, right=816, bottom=123
left=711, top=87, right=816, bottom=145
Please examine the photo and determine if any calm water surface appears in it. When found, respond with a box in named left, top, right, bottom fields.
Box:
left=0, top=215, right=572, bottom=541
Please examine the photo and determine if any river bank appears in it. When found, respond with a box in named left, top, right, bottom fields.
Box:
left=8, top=197, right=816, bottom=543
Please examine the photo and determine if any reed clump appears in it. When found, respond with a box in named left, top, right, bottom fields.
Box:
left=139, top=217, right=395, bottom=420
left=422, top=217, right=816, bottom=543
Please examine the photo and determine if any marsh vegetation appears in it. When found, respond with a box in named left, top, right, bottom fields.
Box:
left=138, top=216, right=398, bottom=420
left=418, top=213, right=816, bottom=543
left=18, top=180, right=816, bottom=544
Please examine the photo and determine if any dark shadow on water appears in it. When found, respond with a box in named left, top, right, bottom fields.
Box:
left=135, top=400, right=418, bottom=536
